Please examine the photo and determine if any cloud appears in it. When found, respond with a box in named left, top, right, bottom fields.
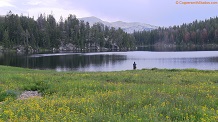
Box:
left=0, top=0, right=91, bottom=21
left=0, top=0, right=15, bottom=7
left=0, top=0, right=217, bottom=27
left=27, top=7, right=91, bottom=21
left=25, top=0, right=58, bottom=6
left=27, top=0, right=42, bottom=6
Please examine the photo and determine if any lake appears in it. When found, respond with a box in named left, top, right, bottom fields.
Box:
left=0, top=51, right=218, bottom=71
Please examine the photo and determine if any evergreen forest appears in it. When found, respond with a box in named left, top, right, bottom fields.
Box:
left=134, top=17, right=218, bottom=47
left=1, top=11, right=218, bottom=52
left=0, top=11, right=135, bottom=52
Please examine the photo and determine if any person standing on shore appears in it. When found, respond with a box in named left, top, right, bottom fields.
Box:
left=133, top=62, right=137, bottom=70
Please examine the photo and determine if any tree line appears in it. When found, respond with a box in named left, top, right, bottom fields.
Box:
left=134, top=17, right=218, bottom=46
left=0, top=11, right=136, bottom=52
left=1, top=11, right=218, bottom=52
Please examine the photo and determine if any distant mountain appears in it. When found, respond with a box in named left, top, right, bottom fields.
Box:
left=78, top=16, right=157, bottom=33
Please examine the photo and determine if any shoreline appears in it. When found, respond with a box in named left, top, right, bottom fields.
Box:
left=2, top=43, right=218, bottom=54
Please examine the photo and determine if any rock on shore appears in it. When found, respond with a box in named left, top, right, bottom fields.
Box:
left=18, top=91, right=41, bottom=99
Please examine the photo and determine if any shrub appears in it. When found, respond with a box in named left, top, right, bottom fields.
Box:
left=0, top=90, right=18, bottom=101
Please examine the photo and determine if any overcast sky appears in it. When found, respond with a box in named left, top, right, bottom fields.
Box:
left=0, top=0, right=218, bottom=27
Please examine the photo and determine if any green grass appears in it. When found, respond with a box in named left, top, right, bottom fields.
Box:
left=0, top=65, right=218, bottom=121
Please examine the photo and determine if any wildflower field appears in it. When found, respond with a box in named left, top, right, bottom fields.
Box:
left=0, top=66, right=218, bottom=121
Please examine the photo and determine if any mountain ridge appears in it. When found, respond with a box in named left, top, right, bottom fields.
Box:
left=78, top=16, right=158, bottom=33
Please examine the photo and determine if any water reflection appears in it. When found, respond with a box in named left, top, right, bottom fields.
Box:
left=0, top=51, right=218, bottom=71
left=124, top=51, right=218, bottom=70
left=0, top=52, right=127, bottom=71
left=0, top=52, right=26, bottom=68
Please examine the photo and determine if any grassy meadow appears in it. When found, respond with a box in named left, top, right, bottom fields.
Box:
left=0, top=65, right=218, bottom=121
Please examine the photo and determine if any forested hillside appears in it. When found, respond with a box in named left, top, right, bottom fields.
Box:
left=0, top=11, right=135, bottom=52
left=134, top=17, right=218, bottom=46
left=1, top=11, right=218, bottom=52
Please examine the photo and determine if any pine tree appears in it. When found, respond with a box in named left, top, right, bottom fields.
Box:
left=3, top=29, right=10, bottom=48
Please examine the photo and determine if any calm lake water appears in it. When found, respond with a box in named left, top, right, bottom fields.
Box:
left=0, top=51, right=218, bottom=71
